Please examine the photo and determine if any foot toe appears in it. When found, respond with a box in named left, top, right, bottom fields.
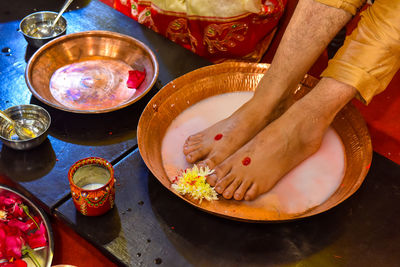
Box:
left=206, top=173, right=218, bottom=186
left=202, top=158, right=217, bottom=170
left=185, top=146, right=209, bottom=163
left=186, top=134, right=203, bottom=143
left=233, top=180, right=252, bottom=201
left=244, top=184, right=258, bottom=201
left=183, top=143, right=202, bottom=155
left=215, top=173, right=234, bottom=194
left=223, top=178, right=242, bottom=200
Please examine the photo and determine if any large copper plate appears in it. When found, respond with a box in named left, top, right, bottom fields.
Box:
left=25, top=31, right=158, bottom=113
left=138, top=62, right=372, bottom=222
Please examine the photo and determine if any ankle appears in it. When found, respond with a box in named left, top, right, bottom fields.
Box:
left=286, top=101, right=330, bottom=150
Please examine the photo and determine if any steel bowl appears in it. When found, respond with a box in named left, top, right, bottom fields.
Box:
left=0, top=104, right=51, bottom=150
left=25, top=30, right=159, bottom=113
left=19, top=11, right=67, bottom=48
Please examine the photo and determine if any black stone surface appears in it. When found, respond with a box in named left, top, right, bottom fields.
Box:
left=56, top=151, right=400, bottom=267
left=0, top=0, right=210, bottom=211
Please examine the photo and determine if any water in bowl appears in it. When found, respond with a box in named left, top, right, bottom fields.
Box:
left=161, top=91, right=346, bottom=214
left=27, top=21, right=64, bottom=38
left=5, top=118, right=44, bottom=140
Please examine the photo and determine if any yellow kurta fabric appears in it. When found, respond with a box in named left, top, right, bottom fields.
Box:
left=316, top=0, right=400, bottom=104
left=316, top=0, right=366, bottom=15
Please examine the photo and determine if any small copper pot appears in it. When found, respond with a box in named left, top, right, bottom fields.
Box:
left=68, top=157, right=115, bottom=216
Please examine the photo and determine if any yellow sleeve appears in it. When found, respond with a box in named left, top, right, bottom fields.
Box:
left=321, top=0, right=400, bottom=104
left=315, top=0, right=366, bottom=15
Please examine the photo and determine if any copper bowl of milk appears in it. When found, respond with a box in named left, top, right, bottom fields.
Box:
left=68, top=157, right=116, bottom=216
left=137, top=62, right=372, bottom=222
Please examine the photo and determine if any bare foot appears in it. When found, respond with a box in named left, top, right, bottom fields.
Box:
left=207, top=77, right=356, bottom=201
left=207, top=100, right=329, bottom=201
left=183, top=92, right=292, bottom=176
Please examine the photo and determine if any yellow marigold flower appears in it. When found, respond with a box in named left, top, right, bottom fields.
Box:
left=172, top=165, right=218, bottom=203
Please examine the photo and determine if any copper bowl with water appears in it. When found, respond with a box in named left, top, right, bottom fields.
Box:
left=137, top=62, right=372, bottom=222
left=25, top=31, right=159, bottom=113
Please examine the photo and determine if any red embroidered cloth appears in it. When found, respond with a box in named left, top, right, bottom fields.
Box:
left=109, top=0, right=286, bottom=62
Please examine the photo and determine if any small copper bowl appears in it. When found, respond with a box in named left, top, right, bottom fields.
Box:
left=68, top=157, right=115, bottom=216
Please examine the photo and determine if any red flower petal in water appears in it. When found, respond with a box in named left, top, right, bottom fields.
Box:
left=0, top=192, right=22, bottom=206
left=7, top=220, right=31, bottom=233
left=26, top=223, right=47, bottom=249
left=10, top=205, right=24, bottom=219
left=0, top=225, right=6, bottom=260
left=127, top=69, right=146, bottom=89
left=0, top=260, right=27, bottom=267
left=23, top=216, right=40, bottom=232
left=5, top=235, right=23, bottom=259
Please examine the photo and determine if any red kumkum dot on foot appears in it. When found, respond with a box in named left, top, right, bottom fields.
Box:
left=242, top=157, right=251, bottom=166
left=214, top=133, right=223, bottom=141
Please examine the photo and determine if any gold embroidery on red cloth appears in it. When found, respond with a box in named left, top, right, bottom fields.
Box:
left=138, top=7, right=158, bottom=32
left=131, top=2, right=139, bottom=17
left=166, top=18, right=198, bottom=52
left=203, top=22, right=248, bottom=54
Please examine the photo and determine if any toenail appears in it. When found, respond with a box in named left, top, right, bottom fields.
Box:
left=216, top=186, right=221, bottom=192
left=244, top=196, right=250, bottom=201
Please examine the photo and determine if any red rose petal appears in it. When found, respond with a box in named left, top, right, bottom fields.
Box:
left=14, top=260, right=28, bottom=267
left=26, top=222, right=47, bottom=249
left=0, top=260, right=27, bottom=267
left=127, top=69, right=146, bottom=89
left=5, top=235, right=23, bottom=259
left=7, top=220, right=31, bottom=233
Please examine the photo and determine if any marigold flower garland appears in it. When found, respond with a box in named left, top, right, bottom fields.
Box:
left=171, top=165, right=218, bottom=203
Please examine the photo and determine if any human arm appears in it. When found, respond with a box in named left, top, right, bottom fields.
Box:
left=321, top=0, right=400, bottom=104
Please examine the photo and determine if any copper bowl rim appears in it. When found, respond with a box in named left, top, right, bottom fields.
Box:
left=138, top=62, right=373, bottom=223
left=25, top=30, right=159, bottom=114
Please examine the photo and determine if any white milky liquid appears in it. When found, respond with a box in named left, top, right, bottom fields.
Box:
left=161, top=92, right=345, bottom=214
left=73, top=164, right=110, bottom=190
left=81, top=183, right=105, bottom=190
